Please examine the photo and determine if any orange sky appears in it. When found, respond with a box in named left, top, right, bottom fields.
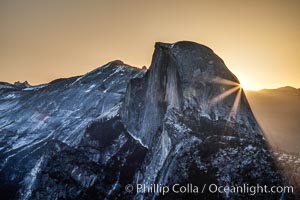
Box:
left=0, top=0, right=299, bottom=90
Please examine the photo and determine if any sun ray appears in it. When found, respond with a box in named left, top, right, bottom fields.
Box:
left=209, top=86, right=240, bottom=106
left=210, top=77, right=240, bottom=86
left=228, top=87, right=242, bottom=121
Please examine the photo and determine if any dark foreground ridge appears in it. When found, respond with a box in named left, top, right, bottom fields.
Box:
left=0, top=41, right=297, bottom=199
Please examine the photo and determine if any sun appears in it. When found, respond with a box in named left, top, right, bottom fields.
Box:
left=239, top=81, right=248, bottom=90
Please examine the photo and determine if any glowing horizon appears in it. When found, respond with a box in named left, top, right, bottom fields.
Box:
left=0, top=0, right=299, bottom=91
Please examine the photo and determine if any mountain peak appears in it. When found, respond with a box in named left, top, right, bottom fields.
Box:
left=152, top=41, right=235, bottom=84
left=13, top=81, right=31, bottom=88
left=155, top=41, right=214, bottom=52
left=260, top=86, right=300, bottom=94
left=108, top=59, right=124, bottom=65
left=277, top=86, right=297, bottom=91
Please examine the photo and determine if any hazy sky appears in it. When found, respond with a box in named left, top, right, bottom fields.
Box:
left=0, top=0, right=299, bottom=90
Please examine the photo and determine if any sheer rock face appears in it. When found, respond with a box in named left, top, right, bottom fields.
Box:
left=121, top=41, right=260, bottom=148
left=120, top=42, right=285, bottom=199
left=0, top=41, right=290, bottom=200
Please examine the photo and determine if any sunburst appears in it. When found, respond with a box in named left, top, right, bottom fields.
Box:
left=208, top=77, right=243, bottom=121
left=209, top=86, right=240, bottom=106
